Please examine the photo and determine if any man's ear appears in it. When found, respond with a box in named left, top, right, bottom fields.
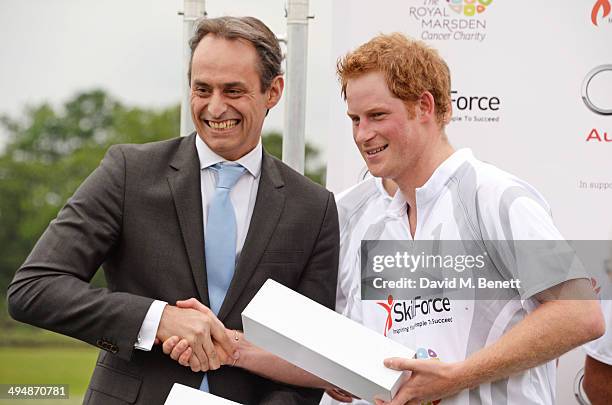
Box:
left=266, top=76, right=285, bottom=109
left=416, top=91, right=436, bottom=123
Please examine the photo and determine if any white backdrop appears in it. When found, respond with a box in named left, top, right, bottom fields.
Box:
left=326, top=0, right=612, bottom=241
left=324, top=1, right=612, bottom=403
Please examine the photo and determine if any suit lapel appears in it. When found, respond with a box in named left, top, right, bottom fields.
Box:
left=167, top=133, right=209, bottom=306
left=217, top=152, right=285, bottom=321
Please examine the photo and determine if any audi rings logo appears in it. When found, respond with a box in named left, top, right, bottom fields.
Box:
left=582, top=65, right=612, bottom=115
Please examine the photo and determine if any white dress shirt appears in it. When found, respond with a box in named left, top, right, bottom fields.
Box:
left=134, top=135, right=262, bottom=350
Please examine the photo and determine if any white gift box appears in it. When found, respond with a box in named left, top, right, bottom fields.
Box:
left=241, top=279, right=415, bottom=402
left=164, top=383, right=242, bottom=405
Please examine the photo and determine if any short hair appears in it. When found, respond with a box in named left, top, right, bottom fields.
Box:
left=337, top=33, right=451, bottom=127
left=188, top=16, right=283, bottom=91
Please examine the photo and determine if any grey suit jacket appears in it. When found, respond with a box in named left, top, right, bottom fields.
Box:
left=8, top=133, right=339, bottom=405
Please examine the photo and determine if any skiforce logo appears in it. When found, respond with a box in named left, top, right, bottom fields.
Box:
left=591, top=0, right=612, bottom=27
left=450, top=90, right=502, bottom=124
left=582, top=65, right=612, bottom=143
left=377, top=295, right=394, bottom=337
left=408, top=0, right=490, bottom=42
left=377, top=295, right=452, bottom=336
left=447, top=0, right=493, bottom=17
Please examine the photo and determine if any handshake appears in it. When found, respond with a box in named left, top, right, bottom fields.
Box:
left=154, top=298, right=359, bottom=403
left=155, top=298, right=240, bottom=372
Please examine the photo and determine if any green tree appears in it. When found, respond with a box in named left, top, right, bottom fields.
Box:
left=0, top=89, right=325, bottom=305
left=0, top=90, right=179, bottom=299
left=261, top=131, right=326, bottom=185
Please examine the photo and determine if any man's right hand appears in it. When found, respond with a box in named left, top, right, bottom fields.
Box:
left=156, top=303, right=238, bottom=372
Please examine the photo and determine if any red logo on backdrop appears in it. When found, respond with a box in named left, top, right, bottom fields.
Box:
left=377, top=295, right=394, bottom=337
left=592, top=0, right=611, bottom=26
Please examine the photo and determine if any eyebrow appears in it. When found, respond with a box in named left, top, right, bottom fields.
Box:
left=192, top=80, right=211, bottom=89
left=347, top=105, right=389, bottom=117
left=363, top=105, right=388, bottom=113
left=192, top=80, right=247, bottom=88
left=223, top=82, right=247, bottom=88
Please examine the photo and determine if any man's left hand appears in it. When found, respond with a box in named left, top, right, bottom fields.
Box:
left=161, top=298, right=238, bottom=372
left=374, top=358, right=463, bottom=405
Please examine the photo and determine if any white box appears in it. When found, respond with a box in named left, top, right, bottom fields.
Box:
left=164, top=383, right=242, bottom=405
left=241, top=279, right=415, bottom=402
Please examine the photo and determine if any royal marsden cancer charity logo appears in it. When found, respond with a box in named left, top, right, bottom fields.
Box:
left=447, top=0, right=493, bottom=17
left=591, top=0, right=611, bottom=26
left=408, top=0, right=491, bottom=42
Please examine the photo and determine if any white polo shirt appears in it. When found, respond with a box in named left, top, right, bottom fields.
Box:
left=326, top=149, right=583, bottom=405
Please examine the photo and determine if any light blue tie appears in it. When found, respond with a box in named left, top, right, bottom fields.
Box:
left=201, top=163, right=245, bottom=392
left=205, top=163, right=245, bottom=315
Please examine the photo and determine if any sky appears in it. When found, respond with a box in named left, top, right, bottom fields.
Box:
left=0, top=0, right=334, bottom=158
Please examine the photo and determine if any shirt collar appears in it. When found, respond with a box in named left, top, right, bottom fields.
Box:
left=374, top=176, right=395, bottom=201
left=386, top=148, right=474, bottom=215
left=195, top=134, right=262, bottom=178
left=416, top=148, right=473, bottom=203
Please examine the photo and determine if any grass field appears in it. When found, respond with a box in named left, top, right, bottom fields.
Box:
left=0, top=291, right=105, bottom=405
left=0, top=347, right=98, bottom=405
left=0, top=303, right=100, bottom=404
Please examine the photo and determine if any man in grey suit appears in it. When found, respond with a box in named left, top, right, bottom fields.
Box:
left=8, top=16, right=339, bottom=405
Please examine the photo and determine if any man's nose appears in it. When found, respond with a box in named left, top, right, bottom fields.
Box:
left=207, top=92, right=227, bottom=118
left=354, top=122, right=376, bottom=144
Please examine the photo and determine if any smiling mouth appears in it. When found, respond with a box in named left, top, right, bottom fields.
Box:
left=205, top=119, right=240, bottom=130
left=365, top=144, right=389, bottom=156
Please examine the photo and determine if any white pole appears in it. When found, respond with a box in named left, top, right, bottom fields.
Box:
left=180, top=0, right=206, bottom=137
left=282, top=0, right=310, bottom=174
